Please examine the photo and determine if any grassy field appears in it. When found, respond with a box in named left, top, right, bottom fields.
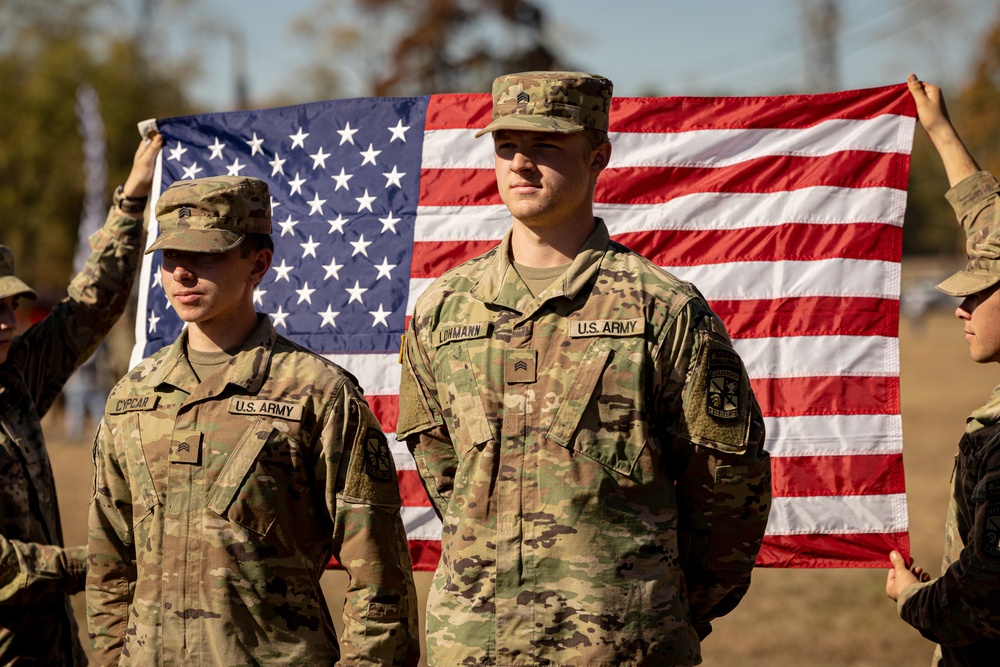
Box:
left=47, top=307, right=994, bottom=666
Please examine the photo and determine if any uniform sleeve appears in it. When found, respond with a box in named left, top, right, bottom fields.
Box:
left=945, top=170, right=1000, bottom=241
left=86, top=418, right=138, bottom=666
left=10, top=207, right=144, bottom=417
left=397, top=325, right=456, bottom=519
left=657, top=297, right=772, bottom=638
left=325, top=380, right=419, bottom=667
left=897, top=445, right=1000, bottom=646
left=0, top=538, right=86, bottom=603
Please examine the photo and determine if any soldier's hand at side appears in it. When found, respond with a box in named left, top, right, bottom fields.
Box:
left=885, top=550, right=930, bottom=602
left=122, top=132, right=164, bottom=199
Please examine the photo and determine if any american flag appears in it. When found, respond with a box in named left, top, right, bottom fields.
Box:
left=133, top=84, right=915, bottom=569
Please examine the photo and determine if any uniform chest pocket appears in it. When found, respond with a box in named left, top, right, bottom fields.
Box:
left=546, top=337, right=647, bottom=476
left=436, top=340, right=495, bottom=453
left=121, top=413, right=160, bottom=528
left=206, top=419, right=299, bottom=537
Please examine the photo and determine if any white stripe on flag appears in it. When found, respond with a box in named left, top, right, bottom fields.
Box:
left=401, top=506, right=443, bottom=540
left=325, top=353, right=400, bottom=395
left=764, top=414, right=902, bottom=456
left=387, top=433, right=415, bottom=470
left=419, top=115, right=915, bottom=169
left=765, top=493, right=907, bottom=535
left=413, top=186, right=905, bottom=243
left=664, top=258, right=901, bottom=301
left=733, top=335, right=899, bottom=378
left=607, top=115, right=916, bottom=168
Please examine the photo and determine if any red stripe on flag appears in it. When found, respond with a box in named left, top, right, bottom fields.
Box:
left=770, top=454, right=905, bottom=497
left=424, top=93, right=491, bottom=129
left=710, top=297, right=899, bottom=339
left=397, top=470, right=432, bottom=506
left=616, top=222, right=902, bottom=266
left=407, top=540, right=443, bottom=572
left=418, top=168, right=500, bottom=206
left=418, top=152, right=909, bottom=208
left=752, top=376, right=900, bottom=418
left=757, top=531, right=909, bottom=568
left=611, top=85, right=915, bottom=132
left=424, top=85, right=915, bottom=133
left=368, top=395, right=399, bottom=433
left=412, top=223, right=902, bottom=279
left=411, top=239, right=500, bottom=278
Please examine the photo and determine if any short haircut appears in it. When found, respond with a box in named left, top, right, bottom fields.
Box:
left=240, top=233, right=274, bottom=258
left=581, top=127, right=609, bottom=151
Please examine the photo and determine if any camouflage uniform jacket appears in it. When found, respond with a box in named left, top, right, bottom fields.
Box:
left=0, top=207, right=143, bottom=665
left=897, top=386, right=1000, bottom=667
left=87, top=316, right=419, bottom=666
left=398, top=220, right=772, bottom=666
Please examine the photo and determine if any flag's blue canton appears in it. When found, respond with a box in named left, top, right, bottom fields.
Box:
left=143, top=96, right=430, bottom=357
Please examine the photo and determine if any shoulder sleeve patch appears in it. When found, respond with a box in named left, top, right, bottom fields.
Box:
left=680, top=331, right=752, bottom=454
left=396, top=343, right=439, bottom=438
left=341, top=405, right=402, bottom=507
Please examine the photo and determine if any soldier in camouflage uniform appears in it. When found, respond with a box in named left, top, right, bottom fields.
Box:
left=885, top=74, right=1000, bottom=666
left=86, top=175, right=419, bottom=666
left=398, top=71, right=772, bottom=666
left=0, top=133, right=162, bottom=664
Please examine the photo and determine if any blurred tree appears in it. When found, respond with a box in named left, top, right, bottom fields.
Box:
left=904, top=4, right=1000, bottom=256
left=0, top=0, right=193, bottom=294
left=291, top=0, right=561, bottom=98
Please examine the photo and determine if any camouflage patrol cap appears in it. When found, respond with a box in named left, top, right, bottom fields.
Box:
left=936, top=225, right=1000, bottom=296
left=0, top=245, right=37, bottom=300
left=474, top=71, right=613, bottom=138
left=146, top=175, right=272, bottom=255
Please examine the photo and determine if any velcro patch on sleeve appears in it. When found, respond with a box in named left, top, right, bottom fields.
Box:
left=681, top=332, right=751, bottom=454
left=342, top=411, right=402, bottom=506
left=981, top=504, right=1000, bottom=558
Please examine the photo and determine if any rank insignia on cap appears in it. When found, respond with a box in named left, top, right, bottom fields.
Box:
left=516, top=91, right=530, bottom=104
left=706, top=349, right=742, bottom=420
left=178, top=206, right=191, bottom=218
left=363, top=428, right=393, bottom=482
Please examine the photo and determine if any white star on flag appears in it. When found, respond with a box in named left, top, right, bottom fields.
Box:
left=208, top=138, right=225, bottom=160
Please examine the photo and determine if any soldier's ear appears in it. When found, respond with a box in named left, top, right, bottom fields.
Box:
left=590, top=141, right=611, bottom=173
left=249, top=248, right=272, bottom=285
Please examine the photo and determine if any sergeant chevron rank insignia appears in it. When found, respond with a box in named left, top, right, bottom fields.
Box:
left=707, top=349, right=742, bottom=420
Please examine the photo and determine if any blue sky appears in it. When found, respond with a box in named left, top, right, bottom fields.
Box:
left=141, top=0, right=996, bottom=110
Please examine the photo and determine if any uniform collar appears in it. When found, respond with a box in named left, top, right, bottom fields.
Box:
left=470, top=218, right=611, bottom=311
left=146, top=315, right=277, bottom=395
left=967, top=382, right=1000, bottom=432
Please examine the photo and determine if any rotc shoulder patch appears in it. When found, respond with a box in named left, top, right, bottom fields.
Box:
left=679, top=332, right=752, bottom=454
left=363, top=428, right=393, bottom=482
left=706, top=348, right=742, bottom=421
left=982, top=504, right=1000, bottom=558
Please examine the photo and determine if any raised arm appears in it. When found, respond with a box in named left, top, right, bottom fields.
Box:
left=908, top=74, right=980, bottom=187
